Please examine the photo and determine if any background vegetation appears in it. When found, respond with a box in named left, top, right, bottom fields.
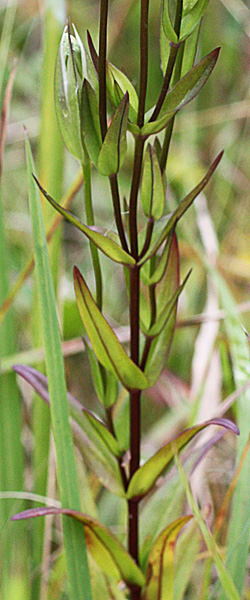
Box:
left=1, top=0, right=250, bottom=598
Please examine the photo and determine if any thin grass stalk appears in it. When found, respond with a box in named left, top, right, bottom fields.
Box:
left=31, top=2, right=65, bottom=597
left=0, top=64, right=28, bottom=600
left=26, top=137, right=92, bottom=600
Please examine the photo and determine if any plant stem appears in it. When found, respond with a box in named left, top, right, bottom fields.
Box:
left=109, top=174, right=129, bottom=253
left=99, top=0, right=108, bottom=140
left=82, top=159, right=103, bottom=309
left=129, top=135, right=145, bottom=258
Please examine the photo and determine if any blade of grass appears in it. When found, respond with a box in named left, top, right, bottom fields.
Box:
left=31, top=3, right=66, bottom=596
left=25, top=136, right=92, bottom=600
left=208, top=267, right=250, bottom=598
left=175, top=449, right=241, bottom=600
left=0, top=63, right=28, bottom=600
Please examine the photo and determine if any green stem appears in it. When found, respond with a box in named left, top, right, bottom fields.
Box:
left=82, top=160, right=103, bottom=309
left=129, top=135, right=145, bottom=258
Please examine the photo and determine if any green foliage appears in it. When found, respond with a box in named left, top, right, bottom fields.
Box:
left=1, top=0, right=247, bottom=599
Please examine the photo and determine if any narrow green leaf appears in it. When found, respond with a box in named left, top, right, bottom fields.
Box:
left=25, top=137, right=92, bottom=600
left=104, top=371, right=119, bottom=408
left=143, top=270, right=191, bottom=338
left=12, top=508, right=145, bottom=589
left=144, top=233, right=179, bottom=385
left=97, top=93, right=129, bottom=176
left=127, top=418, right=239, bottom=500
left=140, top=232, right=174, bottom=286
left=180, top=22, right=200, bottom=77
left=81, top=79, right=102, bottom=167
left=162, top=0, right=179, bottom=44
left=144, top=516, right=193, bottom=600
left=74, top=267, right=149, bottom=391
left=82, top=411, right=123, bottom=458
left=108, top=63, right=138, bottom=122
left=180, top=0, right=210, bottom=41
left=33, top=176, right=135, bottom=266
left=138, top=152, right=223, bottom=265
left=141, top=144, right=165, bottom=220
left=175, top=451, right=242, bottom=600
left=142, top=48, right=219, bottom=136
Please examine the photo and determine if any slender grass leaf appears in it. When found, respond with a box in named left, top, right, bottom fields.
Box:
left=175, top=451, right=242, bottom=600
left=33, top=175, right=135, bottom=266
left=143, top=270, right=191, bottom=338
left=81, top=79, right=102, bottom=167
left=208, top=268, right=250, bottom=598
left=144, top=516, right=193, bottom=600
left=74, top=267, right=149, bottom=391
left=142, top=48, right=219, bottom=136
left=126, top=418, right=239, bottom=500
left=12, top=508, right=145, bottom=589
left=138, top=152, right=223, bottom=265
left=25, top=137, right=92, bottom=599
left=97, top=93, right=129, bottom=176
left=141, top=144, right=165, bottom=220
left=13, top=364, right=125, bottom=495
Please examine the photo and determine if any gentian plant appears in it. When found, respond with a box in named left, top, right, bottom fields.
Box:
left=12, top=1, right=241, bottom=599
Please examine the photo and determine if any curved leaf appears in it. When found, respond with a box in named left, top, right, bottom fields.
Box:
left=33, top=176, right=135, bottom=266
left=180, top=0, right=210, bottom=41
left=12, top=507, right=145, bottom=589
left=144, top=516, right=193, bottom=600
left=138, top=151, right=223, bottom=265
left=74, top=267, right=149, bottom=391
left=13, top=364, right=125, bottom=496
left=142, top=48, right=219, bottom=136
left=140, top=232, right=174, bottom=286
left=97, top=93, right=129, bottom=176
left=141, top=144, right=165, bottom=220
left=108, top=63, right=138, bottom=122
left=127, top=418, right=239, bottom=500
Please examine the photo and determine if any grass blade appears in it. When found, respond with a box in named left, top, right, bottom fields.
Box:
left=25, top=136, right=92, bottom=600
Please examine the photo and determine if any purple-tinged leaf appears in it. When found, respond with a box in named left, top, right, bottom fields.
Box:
left=12, top=507, right=145, bottom=588
left=127, top=418, right=239, bottom=501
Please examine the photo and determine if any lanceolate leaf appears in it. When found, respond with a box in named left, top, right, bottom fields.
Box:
left=13, top=364, right=125, bottom=496
left=140, top=232, right=174, bottom=286
left=138, top=152, right=223, bottom=266
left=143, top=233, right=179, bottom=386
left=97, top=93, right=129, bottom=176
left=33, top=176, right=135, bottom=266
left=74, top=267, right=149, bottom=391
left=141, top=144, right=165, bottom=220
left=144, top=270, right=191, bottom=339
left=126, top=418, right=239, bottom=500
left=144, top=516, right=193, bottom=600
left=142, top=48, right=219, bottom=136
left=180, top=0, right=210, bottom=41
left=81, top=79, right=102, bottom=167
left=108, top=63, right=138, bottom=122
left=12, top=508, right=145, bottom=589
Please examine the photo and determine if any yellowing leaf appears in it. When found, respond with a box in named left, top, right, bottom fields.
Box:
left=12, top=507, right=145, bottom=589
left=74, top=267, right=149, bottom=391
left=144, top=516, right=193, bottom=600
